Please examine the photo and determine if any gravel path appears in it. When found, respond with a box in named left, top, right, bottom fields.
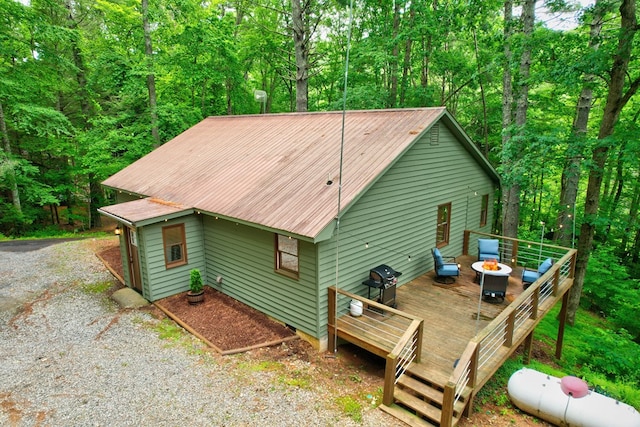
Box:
left=0, top=239, right=401, bottom=426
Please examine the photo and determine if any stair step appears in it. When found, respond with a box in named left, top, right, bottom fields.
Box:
left=394, top=387, right=442, bottom=425
left=397, top=374, right=444, bottom=405
left=379, top=404, right=436, bottom=427
left=406, top=362, right=450, bottom=389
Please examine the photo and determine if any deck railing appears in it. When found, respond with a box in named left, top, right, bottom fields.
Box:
left=440, top=231, right=578, bottom=424
left=328, top=232, right=576, bottom=427
left=327, top=286, right=423, bottom=407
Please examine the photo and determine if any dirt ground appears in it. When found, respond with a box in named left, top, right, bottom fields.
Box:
left=95, top=239, right=552, bottom=427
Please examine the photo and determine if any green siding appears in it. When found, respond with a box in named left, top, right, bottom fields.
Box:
left=316, top=121, right=496, bottom=338
left=202, top=217, right=320, bottom=337
left=112, top=118, right=497, bottom=341
left=136, top=214, right=206, bottom=301
left=116, top=234, right=131, bottom=287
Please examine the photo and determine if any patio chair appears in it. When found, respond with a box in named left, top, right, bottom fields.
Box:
left=521, top=258, right=554, bottom=289
left=478, top=238, right=500, bottom=262
left=480, top=273, right=508, bottom=303
left=431, top=248, right=460, bottom=284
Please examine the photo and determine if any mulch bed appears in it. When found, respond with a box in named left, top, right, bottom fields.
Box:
left=155, top=287, right=297, bottom=354
left=97, top=242, right=297, bottom=355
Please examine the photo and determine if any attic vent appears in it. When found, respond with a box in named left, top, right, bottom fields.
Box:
left=430, top=124, right=440, bottom=145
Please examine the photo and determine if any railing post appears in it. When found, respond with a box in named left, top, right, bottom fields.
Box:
left=441, top=384, right=455, bottom=427
left=531, top=288, right=539, bottom=320
left=505, top=310, right=515, bottom=348
left=556, top=291, right=570, bottom=359
left=328, top=286, right=336, bottom=352
left=383, top=354, right=397, bottom=406
left=511, top=239, right=519, bottom=266
left=415, top=319, right=424, bottom=363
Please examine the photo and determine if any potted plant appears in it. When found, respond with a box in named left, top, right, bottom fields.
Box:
left=186, top=268, right=204, bottom=305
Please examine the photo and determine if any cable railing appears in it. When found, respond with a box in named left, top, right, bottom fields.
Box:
left=327, top=286, right=423, bottom=407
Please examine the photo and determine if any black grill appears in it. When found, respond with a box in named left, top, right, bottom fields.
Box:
left=362, top=264, right=402, bottom=308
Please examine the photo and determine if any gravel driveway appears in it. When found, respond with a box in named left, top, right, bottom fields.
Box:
left=0, top=239, right=400, bottom=426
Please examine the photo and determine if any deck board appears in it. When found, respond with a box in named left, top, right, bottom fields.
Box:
left=337, top=255, right=528, bottom=380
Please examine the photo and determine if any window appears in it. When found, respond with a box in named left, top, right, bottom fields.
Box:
left=162, top=224, right=187, bottom=268
left=436, top=203, right=451, bottom=247
left=275, top=234, right=299, bottom=279
left=480, top=194, right=489, bottom=227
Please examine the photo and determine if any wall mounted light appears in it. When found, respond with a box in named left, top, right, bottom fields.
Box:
left=114, top=225, right=122, bottom=236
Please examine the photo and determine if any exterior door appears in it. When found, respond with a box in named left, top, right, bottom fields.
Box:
left=126, top=228, right=142, bottom=292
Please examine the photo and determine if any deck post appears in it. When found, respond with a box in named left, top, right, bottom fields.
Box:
left=511, top=239, right=519, bottom=265
left=505, top=311, right=515, bottom=348
left=463, top=230, right=470, bottom=256
left=415, top=319, right=424, bottom=363
left=523, top=331, right=534, bottom=364
left=556, top=291, right=569, bottom=359
left=441, top=384, right=455, bottom=427
left=383, top=354, right=397, bottom=406
left=327, top=286, right=337, bottom=352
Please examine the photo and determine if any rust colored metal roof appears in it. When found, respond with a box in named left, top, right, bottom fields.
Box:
left=102, top=108, right=447, bottom=238
left=98, top=197, right=192, bottom=225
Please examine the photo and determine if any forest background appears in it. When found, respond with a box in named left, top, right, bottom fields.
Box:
left=1, top=0, right=639, bottom=409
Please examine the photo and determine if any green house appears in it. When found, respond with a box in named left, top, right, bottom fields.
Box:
left=99, top=108, right=500, bottom=350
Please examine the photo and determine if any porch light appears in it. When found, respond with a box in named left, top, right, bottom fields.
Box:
left=114, top=225, right=122, bottom=236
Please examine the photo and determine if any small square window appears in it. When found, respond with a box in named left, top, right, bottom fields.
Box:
left=275, top=234, right=299, bottom=279
left=163, top=224, right=187, bottom=268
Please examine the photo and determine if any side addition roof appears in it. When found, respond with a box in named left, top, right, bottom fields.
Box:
left=101, top=108, right=499, bottom=239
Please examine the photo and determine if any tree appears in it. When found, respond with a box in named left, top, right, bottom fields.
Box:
left=501, top=0, right=536, bottom=243
left=569, top=0, right=640, bottom=324
left=555, top=0, right=607, bottom=248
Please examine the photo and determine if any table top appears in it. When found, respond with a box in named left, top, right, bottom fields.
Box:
left=471, top=261, right=512, bottom=276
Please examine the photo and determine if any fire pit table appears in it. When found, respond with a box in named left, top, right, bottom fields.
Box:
left=471, top=261, right=512, bottom=277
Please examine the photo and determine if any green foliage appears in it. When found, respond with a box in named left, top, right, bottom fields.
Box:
left=334, top=395, right=363, bottom=422
left=581, top=246, right=631, bottom=316
left=189, top=269, right=203, bottom=293
left=81, top=280, right=113, bottom=294
left=533, top=305, right=640, bottom=409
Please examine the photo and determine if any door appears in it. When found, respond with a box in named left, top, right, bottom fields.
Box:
left=125, top=228, right=142, bottom=292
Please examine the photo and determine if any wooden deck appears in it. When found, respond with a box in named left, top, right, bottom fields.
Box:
left=330, top=233, right=577, bottom=426
left=396, top=255, right=525, bottom=378
left=335, top=254, right=528, bottom=382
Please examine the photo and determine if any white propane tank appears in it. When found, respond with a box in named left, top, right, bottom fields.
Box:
left=350, top=300, right=363, bottom=317
left=507, top=368, right=640, bottom=427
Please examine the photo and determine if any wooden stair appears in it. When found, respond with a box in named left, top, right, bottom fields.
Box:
left=380, top=362, right=471, bottom=427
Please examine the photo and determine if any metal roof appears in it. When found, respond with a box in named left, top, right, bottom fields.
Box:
left=102, top=108, right=486, bottom=238
left=98, top=197, right=192, bottom=226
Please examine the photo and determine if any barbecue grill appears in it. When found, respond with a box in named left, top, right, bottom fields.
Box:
left=362, top=264, right=402, bottom=308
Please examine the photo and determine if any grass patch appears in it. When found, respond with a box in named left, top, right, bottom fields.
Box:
left=279, top=369, right=313, bottom=389
left=534, top=305, right=640, bottom=410
left=80, top=281, right=113, bottom=294
left=2, top=228, right=111, bottom=241
left=335, top=395, right=363, bottom=422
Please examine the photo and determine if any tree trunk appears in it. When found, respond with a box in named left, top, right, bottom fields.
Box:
left=555, top=4, right=604, bottom=247
left=473, top=28, right=489, bottom=157
left=142, top=0, right=160, bottom=146
left=502, top=0, right=535, bottom=243
left=568, top=0, right=638, bottom=325
left=500, top=0, right=514, bottom=238
left=400, top=7, right=415, bottom=107
left=0, top=101, right=22, bottom=215
left=291, top=0, right=308, bottom=112
left=388, top=0, right=401, bottom=108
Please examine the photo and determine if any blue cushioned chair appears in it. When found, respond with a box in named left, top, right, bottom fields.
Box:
left=432, top=248, right=460, bottom=284
left=478, top=239, right=500, bottom=262
left=522, top=258, right=553, bottom=289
